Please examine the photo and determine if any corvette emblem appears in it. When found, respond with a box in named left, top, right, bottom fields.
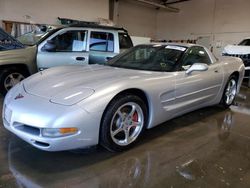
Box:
left=14, top=93, right=24, bottom=100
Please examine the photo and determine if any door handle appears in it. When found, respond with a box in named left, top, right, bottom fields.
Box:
left=76, top=57, right=85, bottom=61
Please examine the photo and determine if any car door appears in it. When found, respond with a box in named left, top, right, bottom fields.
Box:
left=37, top=28, right=89, bottom=70
left=88, top=30, right=118, bottom=65
left=174, top=46, right=223, bottom=114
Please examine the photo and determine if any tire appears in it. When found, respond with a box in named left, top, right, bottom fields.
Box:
left=0, top=68, right=27, bottom=96
left=220, top=75, right=237, bottom=108
left=100, top=94, right=148, bottom=152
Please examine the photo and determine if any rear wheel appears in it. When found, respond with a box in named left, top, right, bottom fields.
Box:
left=220, top=75, right=237, bottom=108
left=100, top=94, right=147, bottom=152
left=0, top=68, right=27, bottom=96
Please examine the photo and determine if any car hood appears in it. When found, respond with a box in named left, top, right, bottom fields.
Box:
left=0, top=46, right=36, bottom=65
left=223, top=44, right=250, bottom=55
left=23, top=65, right=154, bottom=105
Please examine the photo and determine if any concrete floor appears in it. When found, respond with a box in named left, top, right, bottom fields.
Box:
left=1, top=87, right=250, bottom=188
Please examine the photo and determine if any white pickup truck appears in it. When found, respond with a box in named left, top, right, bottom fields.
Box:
left=0, top=24, right=133, bottom=95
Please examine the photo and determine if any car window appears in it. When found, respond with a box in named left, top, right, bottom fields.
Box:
left=90, top=32, right=114, bottom=52
left=48, top=30, right=87, bottom=52
left=181, top=46, right=211, bottom=70
left=119, top=33, right=133, bottom=49
left=108, top=45, right=185, bottom=72
left=239, top=39, right=250, bottom=46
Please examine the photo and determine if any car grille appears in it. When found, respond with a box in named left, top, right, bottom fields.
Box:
left=223, top=53, right=250, bottom=67
left=3, top=105, right=42, bottom=136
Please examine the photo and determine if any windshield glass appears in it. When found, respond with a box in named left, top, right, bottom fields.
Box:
left=17, top=30, right=51, bottom=46
left=108, top=44, right=187, bottom=72
left=239, top=39, right=250, bottom=46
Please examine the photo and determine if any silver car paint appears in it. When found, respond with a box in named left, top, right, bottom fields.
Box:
left=2, top=45, right=245, bottom=151
left=3, top=83, right=103, bottom=151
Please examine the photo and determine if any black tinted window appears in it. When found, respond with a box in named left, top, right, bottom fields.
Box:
left=108, top=45, right=185, bottom=72
left=119, top=33, right=133, bottom=49
left=48, top=30, right=87, bottom=52
left=181, top=46, right=211, bottom=70
left=239, top=39, right=250, bottom=46
left=90, top=32, right=114, bottom=52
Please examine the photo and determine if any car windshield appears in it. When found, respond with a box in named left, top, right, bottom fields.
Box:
left=17, top=31, right=49, bottom=46
left=107, top=44, right=187, bottom=72
left=17, top=28, right=57, bottom=46
left=239, top=39, right=250, bottom=46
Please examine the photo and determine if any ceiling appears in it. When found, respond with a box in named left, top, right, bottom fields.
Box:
left=134, top=0, right=191, bottom=12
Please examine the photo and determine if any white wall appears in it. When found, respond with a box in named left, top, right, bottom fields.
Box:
left=0, top=0, right=109, bottom=25
left=157, top=0, right=214, bottom=39
left=116, top=0, right=157, bottom=38
left=1, top=0, right=249, bottom=56
left=156, top=0, right=250, bottom=56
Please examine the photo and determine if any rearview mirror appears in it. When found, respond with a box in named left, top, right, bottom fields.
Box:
left=185, top=63, right=208, bottom=75
left=42, top=40, right=56, bottom=52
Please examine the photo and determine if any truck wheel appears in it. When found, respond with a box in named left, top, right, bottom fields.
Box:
left=0, top=68, right=27, bottom=96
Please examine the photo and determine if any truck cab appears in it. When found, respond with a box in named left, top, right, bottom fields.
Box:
left=0, top=24, right=133, bottom=95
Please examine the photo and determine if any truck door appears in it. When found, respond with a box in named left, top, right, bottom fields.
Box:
left=88, top=30, right=118, bottom=64
left=37, top=28, right=89, bottom=70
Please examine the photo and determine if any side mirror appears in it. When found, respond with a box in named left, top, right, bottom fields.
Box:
left=185, top=63, right=208, bottom=75
left=42, top=40, right=56, bottom=52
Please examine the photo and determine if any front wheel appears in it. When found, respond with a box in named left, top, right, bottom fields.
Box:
left=0, top=68, right=26, bottom=96
left=100, top=95, right=148, bottom=152
left=220, top=75, right=237, bottom=108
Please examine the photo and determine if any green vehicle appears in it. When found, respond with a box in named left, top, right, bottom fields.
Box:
left=0, top=24, right=133, bottom=95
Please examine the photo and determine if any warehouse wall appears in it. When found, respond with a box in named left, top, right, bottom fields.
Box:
left=0, top=0, right=109, bottom=25
left=0, top=0, right=3, bottom=27
left=115, top=0, right=157, bottom=38
left=156, top=0, right=250, bottom=56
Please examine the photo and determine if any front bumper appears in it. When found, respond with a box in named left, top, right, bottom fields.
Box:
left=2, top=87, right=102, bottom=151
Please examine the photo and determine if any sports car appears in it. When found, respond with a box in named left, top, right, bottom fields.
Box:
left=2, top=43, right=245, bottom=152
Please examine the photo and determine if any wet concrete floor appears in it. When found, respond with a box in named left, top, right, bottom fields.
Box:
left=1, top=87, right=250, bottom=188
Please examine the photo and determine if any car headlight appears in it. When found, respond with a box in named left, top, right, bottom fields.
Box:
left=41, top=128, right=79, bottom=138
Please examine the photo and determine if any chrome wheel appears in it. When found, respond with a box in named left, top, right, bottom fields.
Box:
left=225, top=79, right=237, bottom=105
left=110, top=102, right=144, bottom=146
left=4, top=72, right=25, bottom=91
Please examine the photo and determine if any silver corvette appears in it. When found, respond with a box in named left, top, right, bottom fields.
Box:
left=2, top=43, right=245, bottom=152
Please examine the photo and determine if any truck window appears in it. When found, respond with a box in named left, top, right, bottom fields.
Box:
left=119, top=33, right=133, bottom=49
left=90, top=32, right=114, bottom=52
left=48, top=30, right=87, bottom=52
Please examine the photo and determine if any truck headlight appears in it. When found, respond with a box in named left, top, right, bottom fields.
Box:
left=41, top=128, right=79, bottom=138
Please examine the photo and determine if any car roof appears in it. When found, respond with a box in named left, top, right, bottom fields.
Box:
left=144, top=42, right=196, bottom=48
left=62, top=23, right=128, bottom=32
left=241, top=38, right=250, bottom=40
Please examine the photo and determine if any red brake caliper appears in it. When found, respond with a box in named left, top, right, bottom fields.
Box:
left=132, top=111, right=138, bottom=127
